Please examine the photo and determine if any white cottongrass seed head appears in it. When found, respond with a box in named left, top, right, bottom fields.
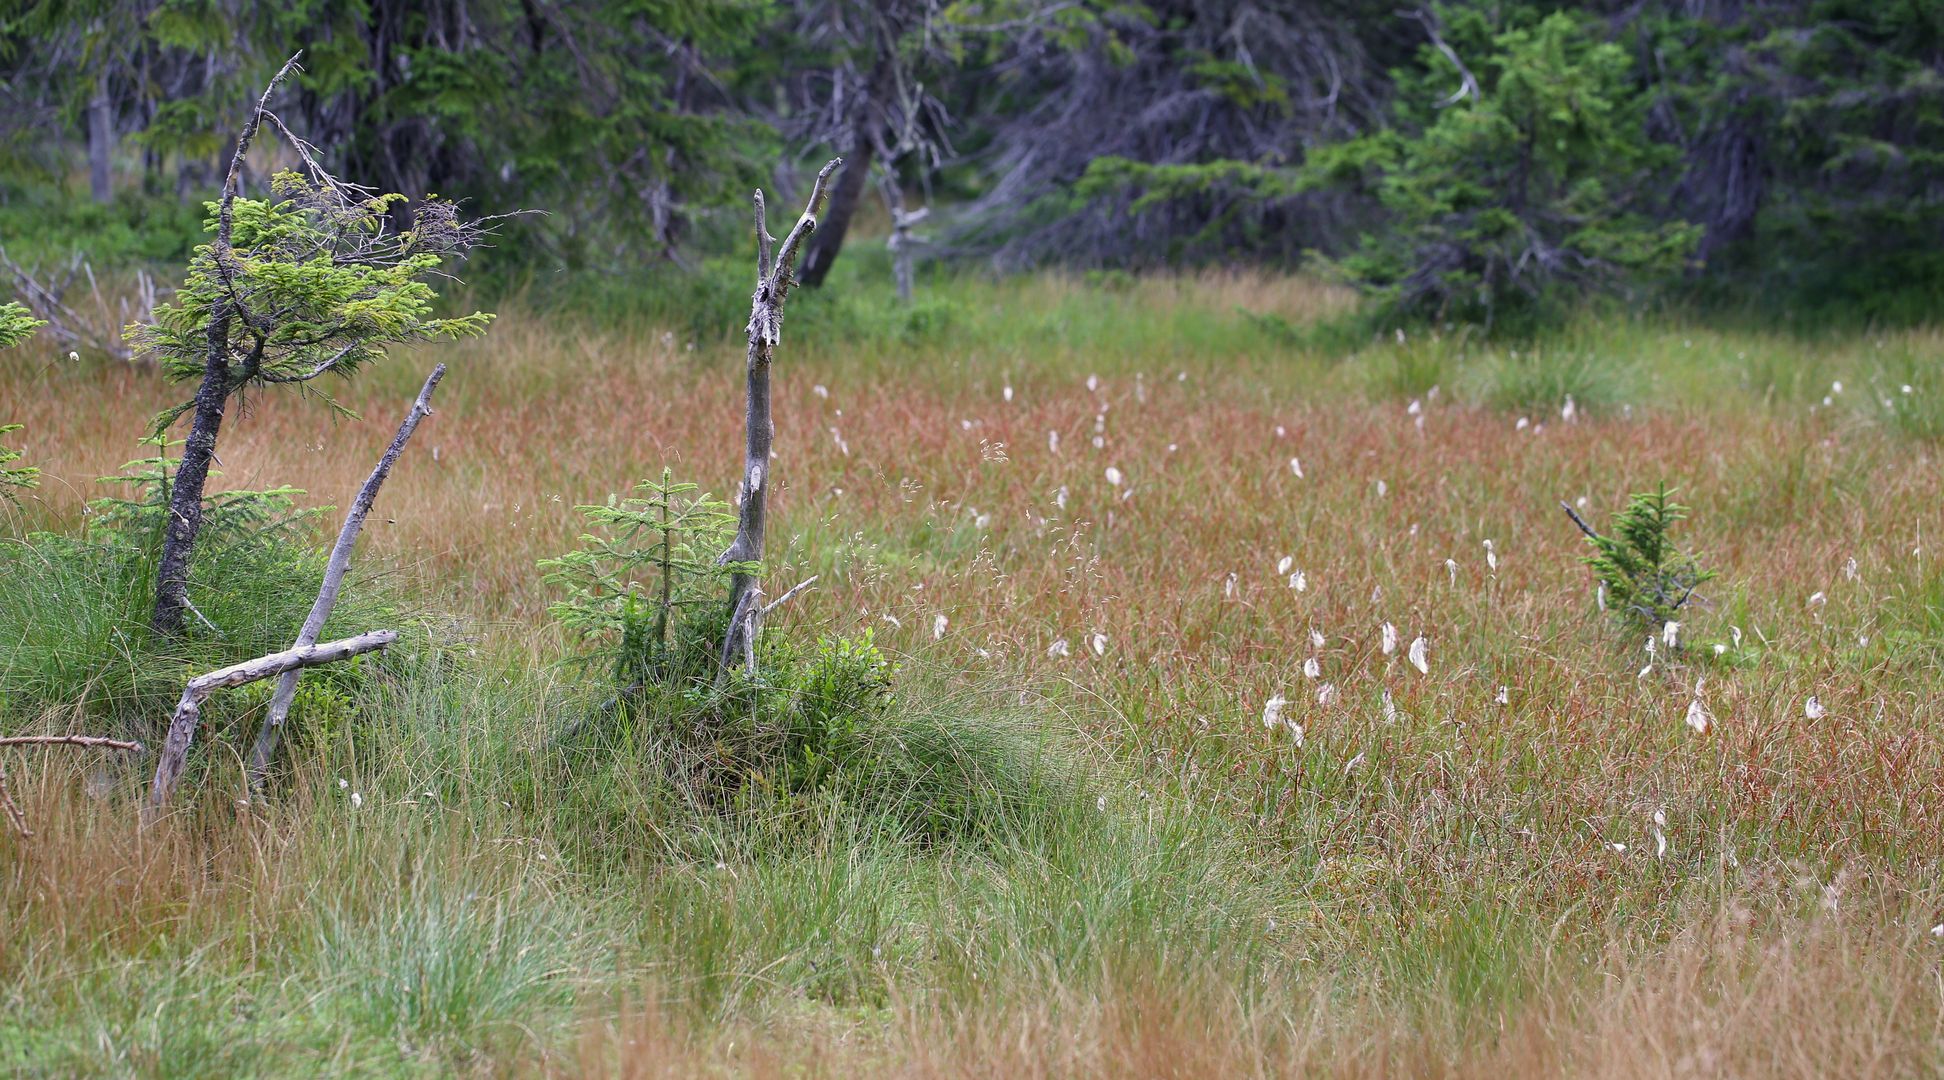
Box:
left=1262, top=694, right=1289, bottom=730
left=1408, top=636, right=1429, bottom=674
left=1685, top=697, right=1712, bottom=734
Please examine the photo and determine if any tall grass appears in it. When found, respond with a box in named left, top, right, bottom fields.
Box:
left=4, top=269, right=1943, bottom=1073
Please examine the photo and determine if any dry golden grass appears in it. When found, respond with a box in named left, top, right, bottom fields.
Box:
left=566, top=913, right=1943, bottom=1079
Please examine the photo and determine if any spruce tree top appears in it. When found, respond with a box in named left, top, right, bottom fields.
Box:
left=131, top=172, right=490, bottom=426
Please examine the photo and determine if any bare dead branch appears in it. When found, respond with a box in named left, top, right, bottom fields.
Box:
left=761, top=575, right=819, bottom=616
left=148, top=630, right=397, bottom=815
left=0, top=764, right=24, bottom=837
left=1402, top=8, right=1480, bottom=108
left=772, top=158, right=844, bottom=297
left=0, top=734, right=144, bottom=751
left=0, top=734, right=145, bottom=838
left=216, top=52, right=304, bottom=271
left=1559, top=500, right=1601, bottom=542
left=754, top=190, right=774, bottom=278
left=247, top=365, right=444, bottom=790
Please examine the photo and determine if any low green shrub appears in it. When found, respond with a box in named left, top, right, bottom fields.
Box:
left=1569, top=483, right=1714, bottom=632
left=0, top=446, right=396, bottom=750
left=544, top=470, right=1074, bottom=849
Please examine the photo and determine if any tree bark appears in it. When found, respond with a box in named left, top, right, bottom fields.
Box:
left=88, top=70, right=114, bottom=205
left=796, top=130, right=872, bottom=289
left=148, top=55, right=299, bottom=636
left=150, top=326, right=231, bottom=636
left=246, top=365, right=444, bottom=788
left=147, top=630, right=397, bottom=814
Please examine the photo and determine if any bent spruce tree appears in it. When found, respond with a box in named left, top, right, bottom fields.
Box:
left=132, top=56, right=489, bottom=635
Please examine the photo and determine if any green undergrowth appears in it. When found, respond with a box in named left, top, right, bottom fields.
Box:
left=0, top=629, right=1288, bottom=1076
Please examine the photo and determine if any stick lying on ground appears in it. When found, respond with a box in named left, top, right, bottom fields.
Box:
left=246, top=364, right=445, bottom=790
left=0, top=734, right=144, bottom=838
left=148, top=631, right=398, bottom=815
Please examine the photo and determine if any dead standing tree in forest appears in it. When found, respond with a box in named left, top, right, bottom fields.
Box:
left=716, top=158, right=842, bottom=674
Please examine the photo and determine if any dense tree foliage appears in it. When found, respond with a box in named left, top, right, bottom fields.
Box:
left=3, top=0, right=1940, bottom=324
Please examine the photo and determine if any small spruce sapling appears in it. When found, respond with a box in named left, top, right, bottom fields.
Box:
left=1563, top=484, right=1715, bottom=632
left=1, top=303, right=47, bottom=504
left=129, top=55, right=491, bottom=636
left=542, top=469, right=752, bottom=693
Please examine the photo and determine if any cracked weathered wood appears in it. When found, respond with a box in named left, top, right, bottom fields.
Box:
left=717, top=159, right=841, bottom=672
left=148, top=630, right=397, bottom=814
left=246, top=364, right=444, bottom=789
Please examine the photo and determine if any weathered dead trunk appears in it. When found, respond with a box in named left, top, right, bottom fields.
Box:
left=148, top=630, right=398, bottom=814
left=796, top=132, right=871, bottom=289
left=247, top=365, right=445, bottom=788
left=718, top=159, right=842, bottom=671
left=150, top=327, right=231, bottom=635
left=887, top=203, right=929, bottom=304
left=88, top=70, right=114, bottom=204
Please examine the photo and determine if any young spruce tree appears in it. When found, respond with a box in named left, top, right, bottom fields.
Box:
left=1, top=302, right=47, bottom=504
left=129, top=57, right=489, bottom=635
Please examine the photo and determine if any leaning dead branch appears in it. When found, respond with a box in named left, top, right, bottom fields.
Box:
left=246, top=364, right=445, bottom=790
left=0, top=734, right=144, bottom=838
left=148, top=630, right=398, bottom=815
left=884, top=195, right=930, bottom=303
left=716, top=159, right=842, bottom=673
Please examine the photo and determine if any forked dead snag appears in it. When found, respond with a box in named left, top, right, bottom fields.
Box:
left=716, top=159, right=842, bottom=676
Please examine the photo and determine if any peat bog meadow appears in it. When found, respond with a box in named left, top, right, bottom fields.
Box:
left=6, top=2, right=1944, bottom=1075
left=5, top=267, right=1944, bottom=1075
